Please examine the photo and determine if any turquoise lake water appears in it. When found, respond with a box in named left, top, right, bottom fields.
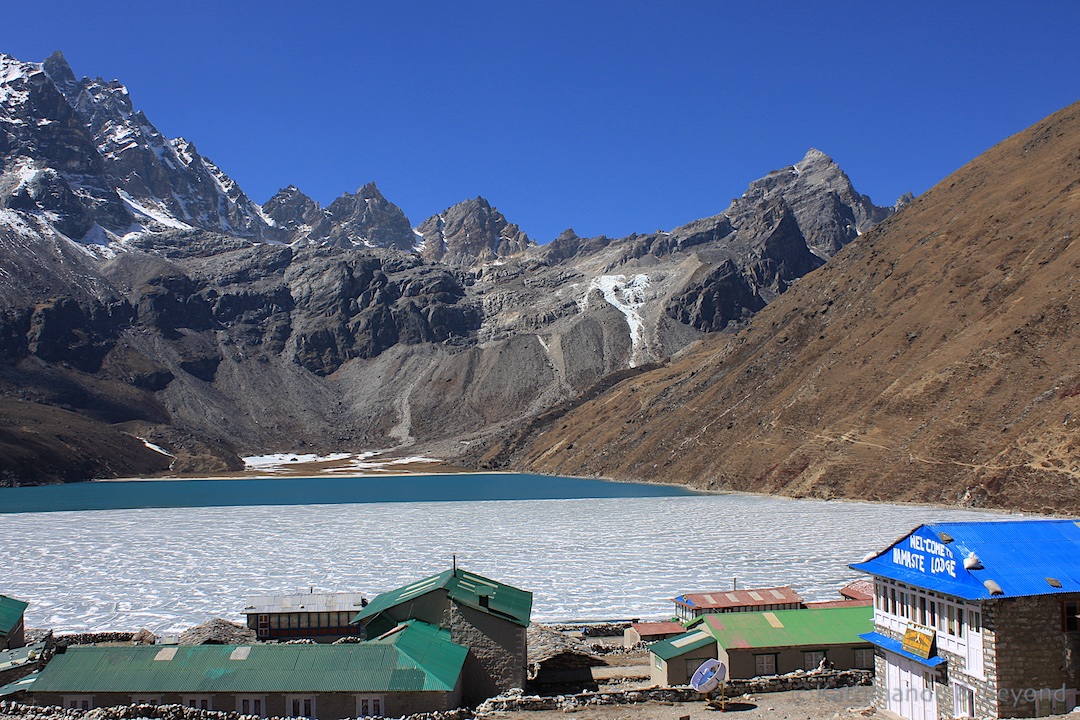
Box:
left=0, top=472, right=700, bottom=513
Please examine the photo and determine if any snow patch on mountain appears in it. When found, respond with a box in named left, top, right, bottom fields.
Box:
left=580, top=273, right=654, bottom=366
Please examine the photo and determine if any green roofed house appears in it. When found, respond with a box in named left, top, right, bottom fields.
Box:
left=26, top=620, right=467, bottom=719
left=0, top=595, right=28, bottom=651
left=650, top=605, right=874, bottom=686
left=352, top=567, right=532, bottom=705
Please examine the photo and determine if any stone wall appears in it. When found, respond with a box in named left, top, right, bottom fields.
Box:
left=475, top=668, right=873, bottom=714
left=993, top=594, right=1080, bottom=718
left=448, top=603, right=527, bottom=705
left=0, top=700, right=471, bottom=720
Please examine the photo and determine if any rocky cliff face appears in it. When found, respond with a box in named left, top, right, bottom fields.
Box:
left=0, top=51, right=902, bottom=485
left=497, top=99, right=1080, bottom=515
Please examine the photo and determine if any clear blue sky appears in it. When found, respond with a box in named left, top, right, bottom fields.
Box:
left=4, top=2, right=1079, bottom=242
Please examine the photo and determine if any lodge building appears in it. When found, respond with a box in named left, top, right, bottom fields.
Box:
left=853, top=519, right=1080, bottom=720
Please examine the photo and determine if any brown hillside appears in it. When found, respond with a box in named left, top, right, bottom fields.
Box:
left=500, top=100, right=1080, bottom=514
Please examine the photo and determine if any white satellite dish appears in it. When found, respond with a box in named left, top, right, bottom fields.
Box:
left=690, top=657, right=727, bottom=693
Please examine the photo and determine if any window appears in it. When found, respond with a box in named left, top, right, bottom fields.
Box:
left=237, top=696, right=266, bottom=717
left=854, top=648, right=874, bottom=669
left=803, top=651, right=826, bottom=670
left=356, top=695, right=384, bottom=717
left=183, top=696, right=213, bottom=710
left=64, top=696, right=93, bottom=710
left=287, top=695, right=316, bottom=718
left=954, top=682, right=975, bottom=718
left=1064, top=601, right=1079, bottom=633
left=131, top=696, right=161, bottom=706
left=754, top=654, right=777, bottom=675
left=655, top=655, right=663, bottom=670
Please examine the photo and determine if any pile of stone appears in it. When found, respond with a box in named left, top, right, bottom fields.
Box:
left=331, top=636, right=365, bottom=644
left=54, top=633, right=136, bottom=646
left=177, top=620, right=256, bottom=646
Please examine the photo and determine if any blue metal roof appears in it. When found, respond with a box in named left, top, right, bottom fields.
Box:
left=859, top=632, right=947, bottom=668
left=851, top=519, right=1080, bottom=600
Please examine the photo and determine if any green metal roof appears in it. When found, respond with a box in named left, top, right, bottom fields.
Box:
left=0, top=595, right=28, bottom=638
left=353, top=569, right=533, bottom=628
left=31, top=623, right=466, bottom=695
left=701, top=605, right=873, bottom=651
left=650, top=629, right=716, bottom=661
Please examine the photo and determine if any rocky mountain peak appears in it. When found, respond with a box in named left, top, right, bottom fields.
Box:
left=415, top=196, right=533, bottom=265
left=726, top=148, right=897, bottom=258
left=315, top=182, right=416, bottom=250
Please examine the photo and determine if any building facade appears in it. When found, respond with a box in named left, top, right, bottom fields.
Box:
left=352, top=568, right=532, bottom=705
left=242, top=591, right=368, bottom=642
left=853, top=520, right=1080, bottom=720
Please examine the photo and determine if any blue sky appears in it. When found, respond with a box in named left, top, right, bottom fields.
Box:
left=4, top=2, right=1079, bottom=242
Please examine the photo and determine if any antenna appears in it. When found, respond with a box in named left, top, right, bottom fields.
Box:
left=452, top=554, right=457, bottom=575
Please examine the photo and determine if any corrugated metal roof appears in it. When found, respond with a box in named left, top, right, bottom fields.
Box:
left=30, top=623, right=465, bottom=695
left=839, top=579, right=875, bottom=601
left=673, top=585, right=803, bottom=610
left=242, top=591, right=369, bottom=615
left=0, top=595, right=27, bottom=638
left=860, top=632, right=946, bottom=668
left=701, top=605, right=872, bottom=651
left=851, top=519, right=1080, bottom=600
left=0, top=641, right=45, bottom=672
left=629, top=622, right=685, bottom=636
left=0, top=672, right=37, bottom=697
left=353, top=569, right=532, bottom=628
left=650, top=630, right=715, bottom=661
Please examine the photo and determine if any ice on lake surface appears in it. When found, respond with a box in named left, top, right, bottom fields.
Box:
left=1, top=494, right=1013, bottom=634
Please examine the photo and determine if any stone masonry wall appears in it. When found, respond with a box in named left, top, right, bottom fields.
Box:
left=476, top=668, right=873, bottom=713
left=992, top=594, right=1079, bottom=718
left=448, top=603, right=526, bottom=706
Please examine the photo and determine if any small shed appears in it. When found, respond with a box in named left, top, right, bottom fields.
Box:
left=526, top=623, right=604, bottom=693
left=0, top=595, right=28, bottom=651
left=624, top=621, right=685, bottom=647
left=673, top=585, right=804, bottom=621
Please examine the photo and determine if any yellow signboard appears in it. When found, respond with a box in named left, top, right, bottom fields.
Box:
left=901, top=623, right=936, bottom=659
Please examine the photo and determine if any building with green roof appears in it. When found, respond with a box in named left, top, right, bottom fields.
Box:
left=352, top=567, right=532, bottom=705
left=27, top=621, right=466, bottom=719
left=650, top=605, right=874, bottom=686
left=0, top=595, right=27, bottom=651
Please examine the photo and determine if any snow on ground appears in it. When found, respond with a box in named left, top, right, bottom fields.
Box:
left=243, top=452, right=358, bottom=470
left=242, top=452, right=442, bottom=474
left=116, top=189, right=192, bottom=231
left=580, top=274, right=654, bottom=366
left=1, top=493, right=1010, bottom=634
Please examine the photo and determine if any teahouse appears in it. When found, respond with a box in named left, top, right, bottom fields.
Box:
left=650, top=605, right=873, bottom=685
left=242, top=591, right=368, bottom=642
left=351, top=567, right=532, bottom=705
left=24, top=621, right=466, bottom=718
left=672, top=585, right=803, bottom=621
left=852, top=519, right=1080, bottom=720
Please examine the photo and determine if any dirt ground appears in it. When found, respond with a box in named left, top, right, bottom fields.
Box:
left=477, top=687, right=878, bottom=720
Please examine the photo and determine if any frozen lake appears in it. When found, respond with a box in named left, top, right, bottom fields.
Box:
left=0, top=487, right=1017, bottom=634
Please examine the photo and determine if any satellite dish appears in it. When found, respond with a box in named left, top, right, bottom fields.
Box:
left=690, top=658, right=727, bottom=693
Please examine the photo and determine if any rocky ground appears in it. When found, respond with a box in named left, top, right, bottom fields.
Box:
left=0, top=689, right=878, bottom=720
left=477, top=688, right=877, bottom=720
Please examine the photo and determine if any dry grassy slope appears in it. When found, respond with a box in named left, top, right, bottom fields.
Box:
left=507, top=100, right=1080, bottom=514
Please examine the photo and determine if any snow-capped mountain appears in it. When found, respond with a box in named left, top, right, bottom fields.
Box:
left=0, top=50, right=905, bottom=487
